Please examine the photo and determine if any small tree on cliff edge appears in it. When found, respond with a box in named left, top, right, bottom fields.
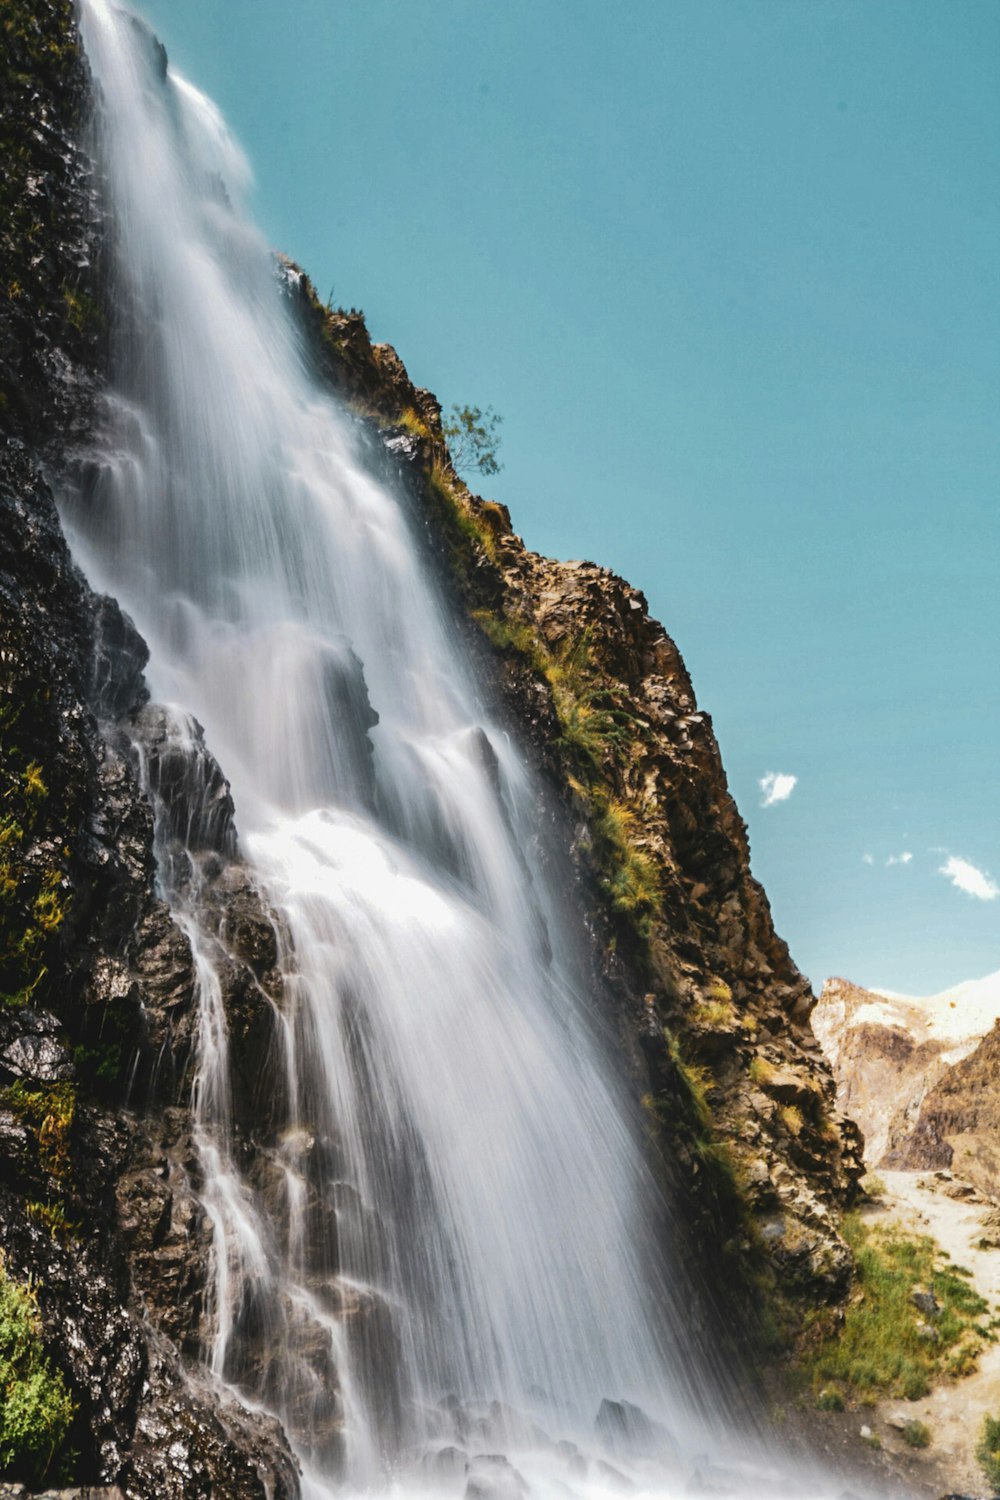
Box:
left=442, top=404, right=503, bottom=478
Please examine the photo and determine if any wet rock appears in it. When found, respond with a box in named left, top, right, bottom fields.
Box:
left=439, top=1393, right=470, bottom=1443
left=486, top=1400, right=551, bottom=1449
left=595, top=1398, right=674, bottom=1459
left=132, top=704, right=237, bottom=862
left=89, top=596, right=150, bottom=722
left=465, top=1454, right=528, bottom=1500
left=123, top=1338, right=299, bottom=1500
left=422, top=1445, right=469, bottom=1479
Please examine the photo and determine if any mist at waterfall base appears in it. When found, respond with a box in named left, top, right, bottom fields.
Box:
left=62, top=6, right=875, bottom=1498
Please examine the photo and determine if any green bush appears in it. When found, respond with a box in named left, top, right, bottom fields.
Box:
left=442, top=403, right=503, bottom=477
left=902, top=1419, right=931, bottom=1449
left=0, top=1258, right=75, bottom=1483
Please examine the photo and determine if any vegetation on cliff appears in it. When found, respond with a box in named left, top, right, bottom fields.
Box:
left=0, top=1254, right=76, bottom=1484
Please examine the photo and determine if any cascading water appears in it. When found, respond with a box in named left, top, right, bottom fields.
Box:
left=60, top=5, right=868, bottom=1499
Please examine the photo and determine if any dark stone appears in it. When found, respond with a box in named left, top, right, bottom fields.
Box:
left=89, top=596, right=150, bottom=722
left=595, top=1398, right=674, bottom=1460
left=911, top=1288, right=940, bottom=1319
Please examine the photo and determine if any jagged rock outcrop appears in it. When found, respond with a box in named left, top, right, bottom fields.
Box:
left=815, top=974, right=1000, bottom=1201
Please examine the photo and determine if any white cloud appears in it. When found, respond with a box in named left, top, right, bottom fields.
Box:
left=759, top=771, right=797, bottom=808
left=886, top=852, right=913, bottom=867
left=862, top=853, right=874, bottom=865
left=938, top=855, right=999, bottom=902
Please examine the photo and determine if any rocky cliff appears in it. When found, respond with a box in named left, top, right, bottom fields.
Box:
left=815, top=973, right=1000, bottom=1199
left=284, top=274, right=864, bottom=1343
left=1, top=3, right=297, bottom=1493
left=0, top=0, right=861, bottom=1488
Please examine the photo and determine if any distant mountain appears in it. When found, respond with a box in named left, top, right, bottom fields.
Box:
left=814, top=973, right=1000, bottom=1197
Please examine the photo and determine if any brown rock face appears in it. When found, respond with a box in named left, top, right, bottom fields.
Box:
left=814, top=974, right=1000, bottom=1201
left=893, top=1022, right=1000, bottom=1197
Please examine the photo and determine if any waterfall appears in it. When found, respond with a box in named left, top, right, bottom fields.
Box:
left=59, top=5, right=853, bottom=1499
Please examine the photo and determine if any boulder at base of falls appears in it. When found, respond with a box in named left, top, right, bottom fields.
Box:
left=595, top=1398, right=675, bottom=1459
left=464, top=1454, right=528, bottom=1500
left=421, top=1445, right=469, bottom=1480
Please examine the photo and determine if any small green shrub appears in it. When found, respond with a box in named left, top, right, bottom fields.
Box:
left=0, top=1257, right=76, bottom=1483
left=397, top=405, right=430, bottom=439
left=588, top=794, right=660, bottom=929
left=860, top=1172, right=887, bottom=1199
left=901, top=1419, right=931, bottom=1449
left=693, top=998, right=735, bottom=1029
left=748, top=1055, right=777, bottom=1088
left=978, top=1414, right=1000, bottom=1495
left=26, top=1200, right=78, bottom=1244
left=442, top=402, right=503, bottom=477
left=815, top=1387, right=844, bottom=1411
left=425, top=461, right=500, bottom=567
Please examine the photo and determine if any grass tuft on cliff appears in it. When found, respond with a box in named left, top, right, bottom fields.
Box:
left=806, top=1213, right=992, bottom=1405
left=0, top=1255, right=76, bottom=1484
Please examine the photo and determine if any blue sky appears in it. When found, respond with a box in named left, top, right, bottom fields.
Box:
left=139, top=0, right=999, bottom=995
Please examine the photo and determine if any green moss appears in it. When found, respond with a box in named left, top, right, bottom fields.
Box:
left=425, top=461, right=500, bottom=569
left=0, top=621, right=78, bottom=1014
left=0, top=765, right=71, bottom=1008
left=588, top=793, right=660, bottom=931
left=4, top=1082, right=76, bottom=1182
left=807, top=1214, right=992, bottom=1404
left=0, top=1255, right=76, bottom=1484
left=748, top=1055, right=777, bottom=1088
left=693, top=997, right=736, bottom=1029
left=59, top=282, right=102, bottom=334
left=397, top=405, right=431, bottom=439
left=473, top=609, right=663, bottom=942
left=26, top=1199, right=78, bottom=1244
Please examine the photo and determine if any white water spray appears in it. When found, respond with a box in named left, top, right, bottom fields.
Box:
left=63, top=6, right=873, bottom=1499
